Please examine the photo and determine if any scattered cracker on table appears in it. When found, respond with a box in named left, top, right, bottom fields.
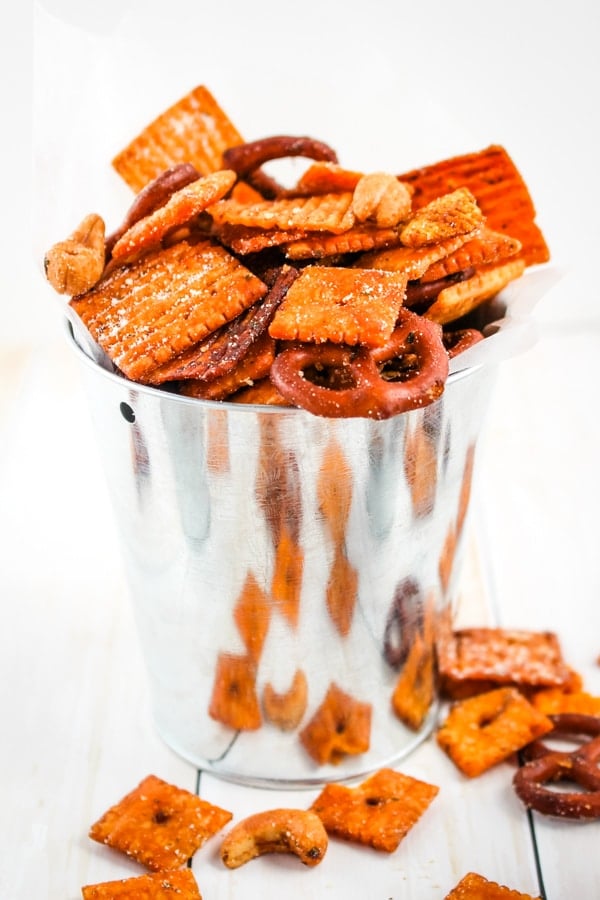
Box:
left=88, top=774, right=232, bottom=871
left=443, top=871, right=542, bottom=899
left=311, top=767, right=439, bottom=852
left=81, top=868, right=202, bottom=899
left=299, top=682, right=372, bottom=765
left=436, top=626, right=572, bottom=700
left=436, top=687, right=553, bottom=777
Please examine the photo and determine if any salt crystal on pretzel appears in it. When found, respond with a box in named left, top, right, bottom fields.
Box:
left=111, top=170, right=237, bottom=261
left=399, top=144, right=550, bottom=266
left=420, top=227, right=522, bottom=282
left=423, top=258, right=526, bottom=325
left=311, top=767, right=438, bottom=852
left=88, top=774, right=232, bottom=871
left=268, top=266, right=408, bottom=347
left=208, top=192, right=356, bottom=234
left=443, top=871, right=542, bottom=899
left=399, top=187, right=484, bottom=248
left=112, top=85, right=244, bottom=193
left=81, top=868, right=202, bottom=899
left=436, top=687, right=553, bottom=777
left=436, top=626, right=572, bottom=700
left=70, top=240, right=267, bottom=382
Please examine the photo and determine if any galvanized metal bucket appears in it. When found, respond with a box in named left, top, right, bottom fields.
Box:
left=67, top=322, right=496, bottom=787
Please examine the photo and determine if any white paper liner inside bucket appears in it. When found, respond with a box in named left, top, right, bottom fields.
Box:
left=448, top=265, right=563, bottom=375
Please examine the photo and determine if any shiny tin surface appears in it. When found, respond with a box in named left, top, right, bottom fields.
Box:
left=68, top=324, right=496, bottom=787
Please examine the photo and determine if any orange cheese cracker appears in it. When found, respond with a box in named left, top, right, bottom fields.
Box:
left=208, top=192, right=356, bottom=234
left=299, top=682, right=371, bottom=765
left=71, top=240, right=267, bottom=383
left=355, top=232, right=476, bottom=280
left=420, top=227, right=521, bottom=282
left=424, top=259, right=526, bottom=325
left=283, top=223, right=404, bottom=260
left=311, top=767, right=439, bottom=852
left=444, top=871, right=541, bottom=899
left=399, top=188, right=484, bottom=248
left=268, top=265, right=408, bottom=347
left=88, top=774, right=232, bottom=871
left=530, top=687, right=600, bottom=716
left=81, top=868, right=202, bottom=899
left=399, top=144, right=550, bottom=266
left=436, top=626, right=572, bottom=699
left=112, top=85, right=244, bottom=193
left=436, top=687, right=553, bottom=777
left=111, top=170, right=237, bottom=261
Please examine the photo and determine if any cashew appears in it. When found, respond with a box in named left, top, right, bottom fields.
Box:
left=351, top=172, right=412, bottom=227
left=44, top=213, right=106, bottom=295
left=220, top=808, right=328, bottom=869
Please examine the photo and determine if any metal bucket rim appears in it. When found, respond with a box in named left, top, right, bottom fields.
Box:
left=63, top=317, right=484, bottom=415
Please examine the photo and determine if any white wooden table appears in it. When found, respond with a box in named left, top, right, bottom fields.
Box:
left=1, top=310, right=599, bottom=899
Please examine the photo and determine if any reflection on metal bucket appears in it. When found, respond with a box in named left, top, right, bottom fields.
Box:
left=68, top=323, right=496, bottom=788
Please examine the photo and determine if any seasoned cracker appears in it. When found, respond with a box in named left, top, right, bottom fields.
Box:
left=208, top=652, right=262, bottom=731
left=230, top=377, right=291, bottom=406
left=71, top=240, right=267, bottom=382
left=399, top=188, right=484, bottom=248
left=420, top=227, right=521, bottom=282
left=530, top=687, right=600, bottom=716
left=81, top=868, right=202, bottom=899
left=399, top=144, right=550, bottom=266
left=355, top=232, right=476, bottom=280
left=284, top=223, right=403, bottom=260
left=424, top=259, right=526, bottom=325
left=208, top=192, right=355, bottom=234
left=268, top=266, right=408, bottom=347
left=111, top=170, right=237, bottom=260
left=112, top=85, right=244, bottom=193
left=436, top=687, right=553, bottom=777
left=299, top=682, right=372, bottom=765
left=88, top=774, right=232, bottom=871
left=294, top=161, right=364, bottom=194
left=217, top=223, right=309, bottom=255
left=436, top=627, right=572, bottom=699
left=311, top=767, right=439, bottom=852
left=444, top=871, right=541, bottom=899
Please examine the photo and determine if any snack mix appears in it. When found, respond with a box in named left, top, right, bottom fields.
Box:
left=44, top=84, right=550, bottom=420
